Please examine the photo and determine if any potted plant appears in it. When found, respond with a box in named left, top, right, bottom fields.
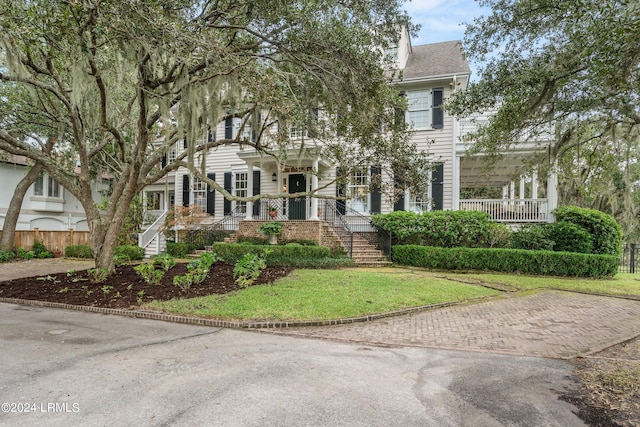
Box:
left=259, top=221, right=283, bottom=245
left=268, top=205, right=278, bottom=218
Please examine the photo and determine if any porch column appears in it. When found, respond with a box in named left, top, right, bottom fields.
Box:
left=452, top=155, right=460, bottom=210
left=246, top=162, right=254, bottom=220
left=547, top=159, right=558, bottom=222
left=510, top=181, right=515, bottom=199
left=309, top=158, right=319, bottom=220
left=519, top=177, right=525, bottom=200
left=531, top=168, right=538, bottom=199
left=502, top=185, right=509, bottom=199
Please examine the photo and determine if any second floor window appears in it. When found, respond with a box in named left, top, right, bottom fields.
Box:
left=407, top=88, right=444, bottom=130
left=34, top=175, right=61, bottom=199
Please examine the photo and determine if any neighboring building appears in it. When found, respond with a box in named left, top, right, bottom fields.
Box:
left=140, top=33, right=557, bottom=257
left=0, top=154, right=108, bottom=231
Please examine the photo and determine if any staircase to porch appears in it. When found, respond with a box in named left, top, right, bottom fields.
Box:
left=184, top=199, right=392, bottom=266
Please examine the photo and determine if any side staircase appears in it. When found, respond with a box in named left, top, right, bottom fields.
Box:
left=139, top=210, right=168, bottom=258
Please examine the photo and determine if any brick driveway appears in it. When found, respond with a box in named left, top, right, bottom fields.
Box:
left=273, top=290, right=640, bottom=359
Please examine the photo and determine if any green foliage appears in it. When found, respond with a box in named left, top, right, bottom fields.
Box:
left=510, top=224, right=554, bottom=251
left=0, top=250, right=15, bottom=262
left=16, top=248, right=35, bottom=260
left=236, top=237, right=269, bottom=245
left=64, top=244, right=93, bottom=259
left=32, top=240, right=52, bottom=258
left=88, top=268, right=108, bottom=282
left=546, top=221, right=593, bottom=254
left=114, top=245, right=145, bottom=261
left=486, top=222, right=512, bottom=248
left=166, top=242, right=191, bottom=258
left=233, top=253, right=267, bottom=287
left=553, top=206, right=623, bottom=256
left=152, top=253, right=176, bottom=271
left=172, top=252, right=218, bottom=292
left=392, top=245, right=619, bottom=278
left=371, top=210, right=497, bottom=248
left=134, top=262, right=164, bottom=286
left=258, top=221, right=283, bottom=235
left=212, top=243, right=345, bottom=268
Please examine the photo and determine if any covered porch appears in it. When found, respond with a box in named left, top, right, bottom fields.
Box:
left=453, top=148, right=557, bottom=223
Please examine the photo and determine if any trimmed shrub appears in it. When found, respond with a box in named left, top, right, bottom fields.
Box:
left=64, top=244, right=93, bottom=258
left=546, top=221, right=592, bottom=254
left=392, top=245, right=619, bottom=278
left=553, top=206, right=622, bottom=256
left=166, top=242, right=191, bottom=258
left=510, top=224, right=554, bottom=251
left=114, top=245, right=145, bottom=261
left=32, top=240, right=52, bottom=258
left=211, top=243, right=352, bottom=268
left=0, top=250, right=15, bottom=262
left=487, top=222, right=512, bottom=248
left=371, top=210, right=496, bottom=248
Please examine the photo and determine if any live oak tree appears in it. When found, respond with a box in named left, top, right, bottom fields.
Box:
left=446, top=0, right=640, bottom=235
left=0, top=0, right=426, bottom=275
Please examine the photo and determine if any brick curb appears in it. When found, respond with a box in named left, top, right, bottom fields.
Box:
left=0, top=295, right=498, bottom=329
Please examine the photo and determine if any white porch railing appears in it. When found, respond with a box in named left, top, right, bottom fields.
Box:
left=139, top=210, right=168, bottom=249
left=459, top=199, right=550, bottom=223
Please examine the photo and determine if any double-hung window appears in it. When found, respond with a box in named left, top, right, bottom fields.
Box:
left=347, top=168, right=369, bottom=214
left=34, top=175, right=62, bottom=199
left=192, top=177, right=207, bottom=213
left=406, top=88, right=444, bottom=129
left=234, top=172, right=248, bottom=213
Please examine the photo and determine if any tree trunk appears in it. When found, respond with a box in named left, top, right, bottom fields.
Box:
left=0, top=163, right=44, bottom=252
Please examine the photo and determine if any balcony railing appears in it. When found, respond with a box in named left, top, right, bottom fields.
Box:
left=459, top=199, right=549, bottom=223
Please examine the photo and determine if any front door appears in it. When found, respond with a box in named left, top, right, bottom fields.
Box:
left=288, top=173, right=307, bottom=220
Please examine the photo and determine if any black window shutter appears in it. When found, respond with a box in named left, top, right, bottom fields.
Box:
left=252, top=170, right=261, bottom=216
left=182, top=174, right=190, bottom=207
left=336, top=166, right=346, bottom=215
left=161, top=154, right=167, bottom=168
left=432, top=89, right=444, bottom=129
left=370, top=165, right=381, bottom=214
left=225, top=118, right=233, bottom=140
left=251, top=113, right=261, bottom=142
left=206, top=173, right=216, bottom=215
left=394, top=175, right=405, bottom=211
left=183, top=136, right=188, bottom=149
left=432, top=163, right=444, bottom=210
left=223, top=172, right=232, bottom=214
left=207, top=128, right=213, bottom=143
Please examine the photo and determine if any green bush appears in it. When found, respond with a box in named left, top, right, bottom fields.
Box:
left=152, top=253, right=177, bottom=271
left=166, top=242, right=191, bottom=258
left=134, top=262, right=164, bottom=286
left=114, top=245, right=145, bottom=261
left=211, top=243, right=350, bottom=268
left=32, top=240, right=52, bottom=258
left=64, top=244, right=93, bottom=258
left=487, top=222, right=512, bottom=248
left=546, top=221, right=593, bottom=254
left=237, top=236, right=269, bottom=245
left=371, top=210, right=496, bottom=248
left=0, top=250, right=15, bottom=262
left=258, top=221, right=283, bottom=235
left=510, top=224, right=554, bottom=251
left=233, top=253, right=267, bottom=287
left=553, top=206, right=623, bottom=256
left=16, top=248, right=35, bottom=260
left=392, top=245, right=619, bottom=278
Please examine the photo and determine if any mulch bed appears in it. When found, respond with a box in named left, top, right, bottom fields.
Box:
left=0, top=261, right=293, bottom=309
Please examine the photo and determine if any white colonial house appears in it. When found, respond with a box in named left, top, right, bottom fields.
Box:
left=140, top=33, right=558, bottom=262
left=0, top=154, right=108, bottom=232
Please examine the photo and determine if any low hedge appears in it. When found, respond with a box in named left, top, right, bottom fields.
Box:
left=211, top=243, right=353, bottom=268
left=166, top=242, right=191, bottom=258
left=392, top=245, right=619, bottom=278
left=114, top=245, right=145, bottom=261
left=64, top=244, right=93, bottom=258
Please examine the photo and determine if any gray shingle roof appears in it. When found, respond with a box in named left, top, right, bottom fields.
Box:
left=402, top=40, right=470, bottom=79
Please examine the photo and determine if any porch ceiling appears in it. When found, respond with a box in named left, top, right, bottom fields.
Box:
left=237, top=149, right=332, bottom=169
left=459, top=152, right=542, bottom=188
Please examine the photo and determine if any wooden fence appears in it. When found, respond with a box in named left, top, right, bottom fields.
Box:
left=0, top=228, right=90, bottom=254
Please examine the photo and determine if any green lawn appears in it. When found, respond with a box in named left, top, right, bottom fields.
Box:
left=442, top=271, right=640, bottom=297
left=143, top=267, right=501, bottom=321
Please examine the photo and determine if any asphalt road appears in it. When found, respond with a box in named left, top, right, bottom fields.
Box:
left=0, top=302, right=584, bottom=426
